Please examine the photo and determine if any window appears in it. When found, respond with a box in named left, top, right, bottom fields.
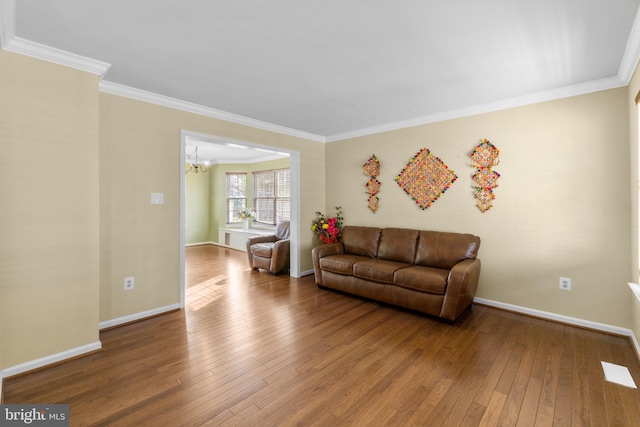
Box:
left=253, top=168, right=290, bottom=225
left=226, top=173, right=247, bottom=223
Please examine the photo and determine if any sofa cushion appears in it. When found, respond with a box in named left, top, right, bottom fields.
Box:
left=393, top=265, right=449, bottom=295
left=353, top=259, right=411, bottom=284
left=415, top=231, right=481, bottom=269
left=377, top=228, right=419, bottom=264
left=319, top=254, right=369, bottom=275
left=341, top=226, right=382, bottom=258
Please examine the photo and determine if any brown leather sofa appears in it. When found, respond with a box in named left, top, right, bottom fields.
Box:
left=312, top=226, right=481, bottom=321
left=246, top=221, right=291, bottom=274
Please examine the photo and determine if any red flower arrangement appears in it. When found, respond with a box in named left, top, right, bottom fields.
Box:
left=311, top=207, right=343, bottom=244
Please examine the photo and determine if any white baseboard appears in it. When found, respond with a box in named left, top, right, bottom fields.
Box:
left=0, top=304, right=181, bottom=394
left=300, top=269, right=314, bottom=277
left=1, top=341, right=102, bottom=379
left=99, top=303, right=181, bottom=330
left=631, top=333, right=640, bottom=362
left=474, top=297, right=640, bottom=357
left=185, top=241, right=216, bottom=247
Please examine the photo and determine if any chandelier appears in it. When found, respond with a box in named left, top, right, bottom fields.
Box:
left=186, top=145, right=210, bottom=174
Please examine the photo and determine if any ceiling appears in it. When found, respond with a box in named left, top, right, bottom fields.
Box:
left=184, top=136, right=289, bottom=165
left=2, top=0, right=640, bottom=144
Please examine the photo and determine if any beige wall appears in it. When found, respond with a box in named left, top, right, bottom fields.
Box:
left=99, top=93, right=324, bottom=322
left=0, top=51, right=100, bottom=368
left=327, top=88, right=632, bottom=328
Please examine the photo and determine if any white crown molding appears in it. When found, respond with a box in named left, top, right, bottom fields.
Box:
left=99, top=80, right=326, bottom=143
left=1, top=1, right=109, bottom=75
left=0, top=0, right=15, bottom=48
left=326, top=75, right=626, bottom=142
left=619, top=3, right=640, bottom=84
left=3, top=36, right=111, bottom=77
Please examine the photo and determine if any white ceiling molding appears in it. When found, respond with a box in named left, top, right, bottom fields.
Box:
left=619, top=4, right=640, bottom=84
left=99, top=81, right=325, bottom=143
left=326, top=76, right=626, bottom=143
left=0, top=0, right=15, bottom=48
left=3, top=36, right=111, bottom=77
left=1, top=0, right=110, bottom=77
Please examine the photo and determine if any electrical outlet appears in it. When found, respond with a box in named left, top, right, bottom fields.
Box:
left=559, top=277, right=571, bottom=291
left=124, top=276, right=135, bottom=291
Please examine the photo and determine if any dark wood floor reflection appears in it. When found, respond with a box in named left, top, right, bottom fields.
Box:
left=4, top=245, right=640, bottom=426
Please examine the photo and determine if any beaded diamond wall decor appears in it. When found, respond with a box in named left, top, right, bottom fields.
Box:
left=363, top=154, right=381, bottom=212
left=367, top=194, right=380, bottom=212
left=470, top=139, right=500, bottom=212
left=363, top=154, right=380, bottom=177
left=395, top=148, right=457, bottom=210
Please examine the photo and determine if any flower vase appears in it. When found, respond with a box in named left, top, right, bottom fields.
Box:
left=243, top=219, right=251, bottom=230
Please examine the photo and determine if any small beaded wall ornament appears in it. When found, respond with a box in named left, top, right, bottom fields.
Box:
left=470, top=139, right=500, bottom=212
left=363, top=154, right=381, bottom=212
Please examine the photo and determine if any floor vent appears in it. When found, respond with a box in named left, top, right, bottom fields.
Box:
left=601, top=361, right=637, bottom=389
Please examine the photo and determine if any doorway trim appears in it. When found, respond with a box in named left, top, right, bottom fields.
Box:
left=179, top=130, right=301, bottom=308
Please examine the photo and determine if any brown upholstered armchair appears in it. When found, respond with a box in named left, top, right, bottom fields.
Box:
left=246, top=221, right=290, bottom=274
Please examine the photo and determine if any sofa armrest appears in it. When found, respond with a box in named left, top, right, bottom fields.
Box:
left=439, top=258, right=481, bottom=321
left=311, top=243, right=344, bottom=285
left=269, top=239, right=290, bottom=274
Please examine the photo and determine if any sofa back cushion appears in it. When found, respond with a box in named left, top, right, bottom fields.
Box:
left=415, top=231, right=481, bottom=269
left=275, top=220, right=290, bottom=240
left=341, top=226, right=382, bottom=258
left=377, top=228, right=419, bottom=264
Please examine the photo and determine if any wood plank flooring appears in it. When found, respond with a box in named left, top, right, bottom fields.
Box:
left=4, top=244, right=640, bottom=426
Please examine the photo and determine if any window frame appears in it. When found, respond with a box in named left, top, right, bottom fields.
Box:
left=253, top=168, right=290, bottom=226
left=226, top=172, right=247, bottom=224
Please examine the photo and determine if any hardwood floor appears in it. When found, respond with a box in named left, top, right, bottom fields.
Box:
left=4, top=244, right=640, bottom=426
